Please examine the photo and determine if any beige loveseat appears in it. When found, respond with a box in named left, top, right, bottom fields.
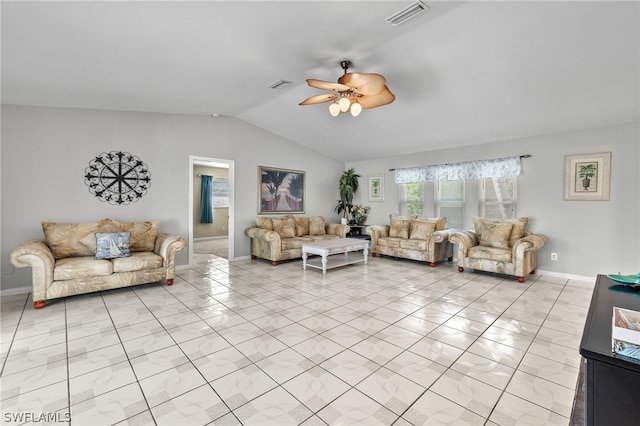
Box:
left=449, top=217, right=547, bottom=282
left=10, top=218, right=186, bottom=309
left=366, top=215, right=453, bottom=267
left=245, top=215, right=349, bottom=266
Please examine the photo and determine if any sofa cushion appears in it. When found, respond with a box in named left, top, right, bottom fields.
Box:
left=473, top=217, right=528, bottom=247
left=414, top=216, right=447, bottom=231
left=42, top=221, right=100, bottom=259
left=281, top=236, right=312, bottom=251
left=111, top=219, right=159, bottom=252
left=53, top=256, right=113, bottom=280
left=400, top=239, right=428, bottom=251
left=294, top=217, right=310, bottom=237
left=409, top=219, right=437, bottom=240
left=389, top=214, right=411, bottom=238
left=95, top=232, right=131, bottom=260
left=474, top=218, right=513, bottom=249
left=309, top=216, right=326, bottom=235
left=308, top=234, right=340, bottom=242
left=377, top=237, right=402, bottom=248
left=272, top=216, right=296, bottom=238
left=505, top=217, right=529, bottom=246
left=112, top=252, right=163, bottom=273
left=467, top=245, right=513, bottom=262
left=256, top=216, right=273, bottom=230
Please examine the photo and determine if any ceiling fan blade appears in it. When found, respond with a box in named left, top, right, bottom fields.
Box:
left=306, top=79, right=350, bottom=92
left=338, top=73, right=386, bottom=95
left=356, top=86, right=395, bottom=109
left=298, top=93, right=337, bottom=106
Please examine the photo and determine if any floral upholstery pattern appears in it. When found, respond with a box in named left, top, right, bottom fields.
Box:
left=449, top=217, right=546, bottom=282
left=366, top=216, right=453, bottom=267
left=245, top=216, right=349, bottom=265
left=11, top=220, right=186, bottom=308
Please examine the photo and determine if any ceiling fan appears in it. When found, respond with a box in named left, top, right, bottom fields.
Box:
left=299, top=60, right=395, bottom=117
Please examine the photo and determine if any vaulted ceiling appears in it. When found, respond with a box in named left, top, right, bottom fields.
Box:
left=2, top=1, right=638, bottom=162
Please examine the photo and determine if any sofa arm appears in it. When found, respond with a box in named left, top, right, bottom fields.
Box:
left=365, top=225, right=389, bottom=252
left=432, top=229, right=454, bottom=244
left=154, top=233, right=187, bottom=281
left=512, top=233, right=547, bottom=257
left=10, top=240, right=55, bottom=303
left=244, top=226, right=282, bottom=261
left=244, top=227, right=281, bottom=243
left=448, top=230, right=479, bottom=266
left=326, top=223, right=350, bottom=238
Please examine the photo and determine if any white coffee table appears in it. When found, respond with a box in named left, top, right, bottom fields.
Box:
left=301, top=238, right=369, bottom=275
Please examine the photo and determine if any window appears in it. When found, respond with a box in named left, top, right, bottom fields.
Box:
left=399, top=182, right=424, bottom=216
left=212, top=178, right=229, bottom=208
left=479, top=176, right=517, bottom=219
left=435, top=180, right=464, bottom=229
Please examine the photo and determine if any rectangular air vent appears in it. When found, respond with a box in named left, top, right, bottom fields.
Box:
left=268, top=80, right=291, bottom=89
left=385, top=1, right=429, bottom=26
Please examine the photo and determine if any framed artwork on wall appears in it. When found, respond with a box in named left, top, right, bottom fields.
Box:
left=564, top=152, right=611, bottom=201
left=368, top=173, right=384, bottom=202
left=212, top=178, right=229, bottom=208
left=259, top=166, right=305, bottom=214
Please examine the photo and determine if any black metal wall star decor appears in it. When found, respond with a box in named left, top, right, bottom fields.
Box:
left=84, top=151, right=151, bottom=205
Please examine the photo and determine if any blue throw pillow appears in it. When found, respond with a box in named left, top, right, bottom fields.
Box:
left=95, top=232, right=131, bottom=260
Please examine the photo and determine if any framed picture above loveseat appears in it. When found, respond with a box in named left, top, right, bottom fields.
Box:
left=259, top=166, right=305, bottom=214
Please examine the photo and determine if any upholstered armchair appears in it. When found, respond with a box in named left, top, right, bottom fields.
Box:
left=448, top=217, right=546, bottom=282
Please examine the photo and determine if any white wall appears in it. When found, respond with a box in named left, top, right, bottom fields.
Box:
left=347, top=122, right=639, bottom=279
left=1, top=105, right=345, bottom=293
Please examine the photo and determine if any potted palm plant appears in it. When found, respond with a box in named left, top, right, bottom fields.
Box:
left=334, top=168, right=360, bottom=223
left=578, top=163, right=597, bottom=190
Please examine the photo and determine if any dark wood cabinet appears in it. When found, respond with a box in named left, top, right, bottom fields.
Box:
left=579, top=274, right=640, bottom=426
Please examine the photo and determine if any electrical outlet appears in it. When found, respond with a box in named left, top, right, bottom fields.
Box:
left=551, top=252, right=558, bottom=261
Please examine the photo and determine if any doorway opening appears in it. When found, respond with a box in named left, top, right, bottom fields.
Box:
left=188, top=156, right=235, bottom=266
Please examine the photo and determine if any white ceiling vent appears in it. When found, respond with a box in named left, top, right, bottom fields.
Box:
left=268, top=80, right=291, bottom=89
left=385, top=1, right=429, bottom=26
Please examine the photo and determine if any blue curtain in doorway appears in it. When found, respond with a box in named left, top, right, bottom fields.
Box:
left=199, top=175, right=213, bottom=223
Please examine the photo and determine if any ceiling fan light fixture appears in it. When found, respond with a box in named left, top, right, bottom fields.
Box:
left=328, top=102, right=341, bottom=117
left=350, top=101, right=362, bottom=117
left=338, top=96, right=351, bottom=112
left=301, top=58, right=395, bottom=117
left=385, top=1, right=428, bottom=26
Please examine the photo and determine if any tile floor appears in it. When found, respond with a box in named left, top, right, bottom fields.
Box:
left=0, top=253, right=593, bottom=425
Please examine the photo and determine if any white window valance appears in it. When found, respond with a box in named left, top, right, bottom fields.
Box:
left=394, top=156, right=522, bottom=184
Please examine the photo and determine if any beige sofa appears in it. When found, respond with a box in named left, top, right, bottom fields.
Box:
left=10, top=218, right=186, bottom=309
left=366, top=215, right=453, bottom=267
left=245, top=215, right=349, bottom=265
left=449, top=217, right=547, bottom=282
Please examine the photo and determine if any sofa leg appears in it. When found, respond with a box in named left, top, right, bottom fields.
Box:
left=251, top=255, right=256, bottom=259
left=518, top=276, right=525, bottom=283
left=271, top=261, right=278, bottom=266
left=458, top=266, right=464, bottom=272
left=33, top=300, right=46, bottom=309
left=372, top=253, right=377, bottom=257
left=430, top=262, right=436, bottom=267
left=448, top=257, right=453, bottom=262
left=166, top=279, right=174, bottom=286
left=530, top=269, right=536, bottom=275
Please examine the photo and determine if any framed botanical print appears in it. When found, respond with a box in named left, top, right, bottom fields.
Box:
left=564, top=152, right=611, bottom=201
left=368, top=173, right=384, bottom=202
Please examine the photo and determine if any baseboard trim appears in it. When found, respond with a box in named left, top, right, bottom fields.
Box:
left=194, top=236, right=227, bottom=241
left=535, top=269, right=595, bottom=283
left=0, top=286, right=31, bottom=297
